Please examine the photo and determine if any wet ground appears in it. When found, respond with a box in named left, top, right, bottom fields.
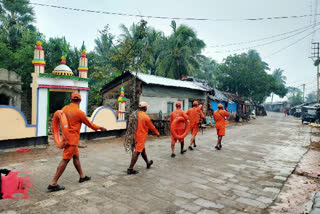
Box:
left=0, top=112, right=315, bottom=214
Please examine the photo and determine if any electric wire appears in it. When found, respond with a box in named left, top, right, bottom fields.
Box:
left=29, top=1, right=320, bottom=22
left=210, top=24, right=315, bottom=48
left=265, top=26, right=320, bottom=58
left=215, top=23, right=320, bottom=53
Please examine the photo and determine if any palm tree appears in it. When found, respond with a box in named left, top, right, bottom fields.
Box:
left=94, top=25, right=115, bottom=62
left=157, top=20, right=205, bottom=79
left=271, top=68, right=287, bottom=103
left=272, top=68, right=287, bottom=85
left=0, top=0, right=35, bottom=50
left=144, top=28, right=164, bottom=75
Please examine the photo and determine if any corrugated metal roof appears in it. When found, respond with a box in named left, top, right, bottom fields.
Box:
left=208, top=89, right=229, bottom=102
left=130, top=71, right=207, bottom=91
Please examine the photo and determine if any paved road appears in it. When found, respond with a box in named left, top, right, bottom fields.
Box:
left=0, top=112, right=310, bottom=214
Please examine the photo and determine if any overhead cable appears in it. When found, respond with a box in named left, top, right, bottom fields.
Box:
left=215, top=23, right=320, bottom=53
left=210, top=24, right=315, bottom=48
left=29, top=2, right=320, bottom=22
left=265, top=27, right=320, bottom=58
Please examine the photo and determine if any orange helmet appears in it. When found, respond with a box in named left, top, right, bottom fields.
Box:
left=193, top=101, right=199, bottom=106
left=218, top=103, right=223, bottom=108
left=176, top=102, right=181, bottom=107
left=71, top=92, right=81, bottom=100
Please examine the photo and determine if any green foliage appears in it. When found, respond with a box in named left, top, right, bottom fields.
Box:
left=157, top=20, right=205, bottom=79
left=0, top=40, right=14, bottom=68
left=43, top=37, right=80, bottom=74
left=288, top=91, right=303, bottom=106
left=194, top=56, right=219, bottom=87
left=306, top=91, right=317, bottom=103
left=287, top=87, right=303, bottom=105
left=0, top=0, right=35, bottom=51
left=216, top=50, right=286, bottom=104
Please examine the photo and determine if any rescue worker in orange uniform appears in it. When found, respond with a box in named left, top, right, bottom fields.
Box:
left=48, top=92, right=107, bottom=192
left=213, top=103, right=230, bottom=150
left=186, top=101, right=204, bottom=150
left=127, top=102, right=160, bottom=175
left=170, top=102, right=189, bottom=158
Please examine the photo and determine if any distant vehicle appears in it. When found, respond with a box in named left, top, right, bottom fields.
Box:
left=291, top=103, right=316, bottom=117
left=301, top=106, right=320, bottom=123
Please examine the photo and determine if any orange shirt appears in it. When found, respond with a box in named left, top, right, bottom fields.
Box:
left=62, top=103, right=100, bottom=146
left=186, top=107, right=205, bottom=127
left=170, top=109, right=189, bottom=130
left=213, top=109, right=230, bottom=129
left=135, top=111, right=159, bottom=144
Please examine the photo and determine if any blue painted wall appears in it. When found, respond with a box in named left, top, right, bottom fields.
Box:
left=210, top=100, right=238, bottom=114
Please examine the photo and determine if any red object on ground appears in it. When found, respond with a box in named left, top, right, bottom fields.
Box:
left=1, top=171, right=31, bottom=199
left=16, top=148, right=31, bottom=153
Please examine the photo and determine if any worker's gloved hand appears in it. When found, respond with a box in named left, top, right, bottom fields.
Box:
left=100, top=127, right=107, bottom=132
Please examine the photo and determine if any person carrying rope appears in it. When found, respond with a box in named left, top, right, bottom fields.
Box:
left=170, top=102, right=189, bottom=158
left=186, top=101, right=204, bottom=150
left=48, top=92, right=107, bottom=192
left=127, top=102, right=159, bottom=175
left=213, top=103, right=230, bottom=150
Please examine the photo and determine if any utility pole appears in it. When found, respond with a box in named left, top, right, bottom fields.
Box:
left=302, top=84, right=306, bottom=103
left=311, top=42, right=320, bottom=103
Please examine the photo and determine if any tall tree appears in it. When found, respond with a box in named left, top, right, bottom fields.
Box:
left=157, top=20, right=205, bottom=79
left=194, top=56, right=219, bottom=87
left=306, top=91, right=317, bottom=103
left=271, top=68, right=287, bottom=103
left=144, top=28, right=165, bottom=75
left=0, top=0, right=35, bottom=50
left=217, top=50, right=287, bottom=104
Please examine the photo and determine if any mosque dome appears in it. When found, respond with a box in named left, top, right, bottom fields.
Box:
left=52, top=64, right=74, bottom=76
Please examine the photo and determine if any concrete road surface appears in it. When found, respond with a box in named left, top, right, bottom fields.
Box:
left=0, top=112, right=310, bottom=214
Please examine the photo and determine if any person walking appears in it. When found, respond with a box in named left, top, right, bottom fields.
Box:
left=127, top=102, right=159, bottom=175
left=213, top=103, right=230, bottom=150
left=170, top=102, right=189, bottom=158
left=48, top=92, right=107, bottom=192
left=186, top=101, right=204, bottom=150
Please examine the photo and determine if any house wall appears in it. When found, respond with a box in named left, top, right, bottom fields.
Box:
left=141, top=84, right=206, bottom=119
left=102, top=77, right=142, bottom=117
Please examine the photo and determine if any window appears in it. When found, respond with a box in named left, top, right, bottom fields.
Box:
left=0, top=94, right=9, bottom=105
left=167, top=102, right=173, bottom=114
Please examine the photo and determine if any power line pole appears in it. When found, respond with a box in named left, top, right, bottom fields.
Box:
left=302, top=83, right=306, bottom=102
left=311, top=42, right=320, bottom=103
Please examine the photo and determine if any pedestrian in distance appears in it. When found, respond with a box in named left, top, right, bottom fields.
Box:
left=48, top=92, right=107, bottom=192
left=186, top=101, right=204, bottom=150
left=213, top=103, right=230, bottom=150
left=127, top=102, right=160, bottom=175
left=170, top=102, right=189, bottom=158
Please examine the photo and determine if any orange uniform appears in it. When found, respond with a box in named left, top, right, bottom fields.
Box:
left=62, top=103, right=101, bottom=159
left=186, top=107, right=204, bottom=136
left=135, top=111, right=159, bottom=152
left=170, top=109, right=189, bottom=143
left=213, top=109, right=230, bottom=136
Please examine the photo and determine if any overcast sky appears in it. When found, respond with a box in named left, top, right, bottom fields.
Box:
left=31, top=0, right=320, bottom=101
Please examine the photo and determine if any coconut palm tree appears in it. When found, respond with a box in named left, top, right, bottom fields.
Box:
left=271, top=68, right=287, bottom=103
left=272, top=68, right=287, bottom=85
left=157, top=20, right=205, bottom=79
left=0, top=0, right=35, bottom=50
